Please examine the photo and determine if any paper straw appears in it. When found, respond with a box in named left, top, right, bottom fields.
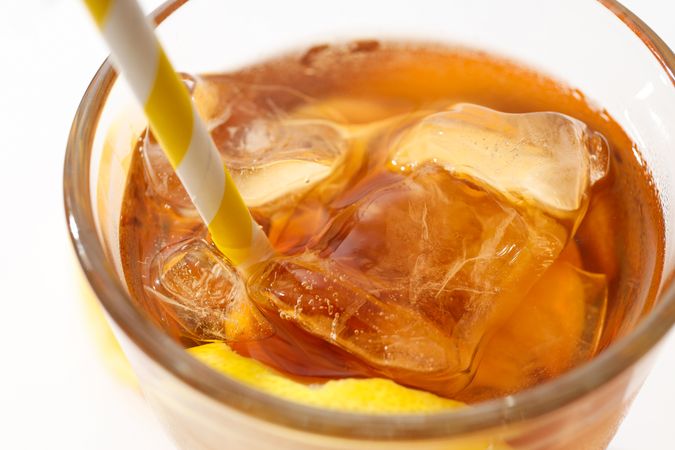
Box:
left=82, top=0, right=274, bottom=269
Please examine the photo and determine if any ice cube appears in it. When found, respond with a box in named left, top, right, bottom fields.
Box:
left=391, top=103, right=609, bottom=222
left=250, top=164, right=567, bottom=395
left=458, top=258, right=607, bottom=401
left=225, top=118, right=349, bottom=207
left=141, top=79, right=349, bottom=212
left=251, top=253, right=460, bottom=373
left=141, top=130, right=196, bottom=216
left=207, top=83, right=350, bottom=207
left=149, top=239, right=272, bottom=342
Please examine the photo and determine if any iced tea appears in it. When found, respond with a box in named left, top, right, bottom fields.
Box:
left=119, top=42, right=663, bottom=402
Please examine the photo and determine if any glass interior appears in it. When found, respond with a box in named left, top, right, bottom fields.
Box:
left=65, top=0, right=675, bottom=442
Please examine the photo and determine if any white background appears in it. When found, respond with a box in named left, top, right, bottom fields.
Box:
left=0, top=1, right=673, bottom=449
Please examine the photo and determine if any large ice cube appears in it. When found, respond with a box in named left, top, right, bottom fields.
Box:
left=250, top=164, right=568, bottom=395
left=391, top=103, right=609, bottom=221
left=251, top=253, right=460, bottom=373
left=149, top=239, right=272, bottom=342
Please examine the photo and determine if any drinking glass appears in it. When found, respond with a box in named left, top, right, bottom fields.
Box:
left=64, top=0, right=675, bottom=448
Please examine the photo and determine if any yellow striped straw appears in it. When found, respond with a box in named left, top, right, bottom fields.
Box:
left=82, top=0, right=274, bottom=269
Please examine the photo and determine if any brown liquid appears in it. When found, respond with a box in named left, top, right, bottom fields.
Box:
left=119, top=42, right=663, bottom=402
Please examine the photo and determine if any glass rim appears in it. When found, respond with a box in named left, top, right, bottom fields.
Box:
left=64, top=0, right=675, bottom=440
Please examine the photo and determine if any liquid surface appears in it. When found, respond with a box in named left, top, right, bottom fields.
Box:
left=119, top=42, right=663, bottom=402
